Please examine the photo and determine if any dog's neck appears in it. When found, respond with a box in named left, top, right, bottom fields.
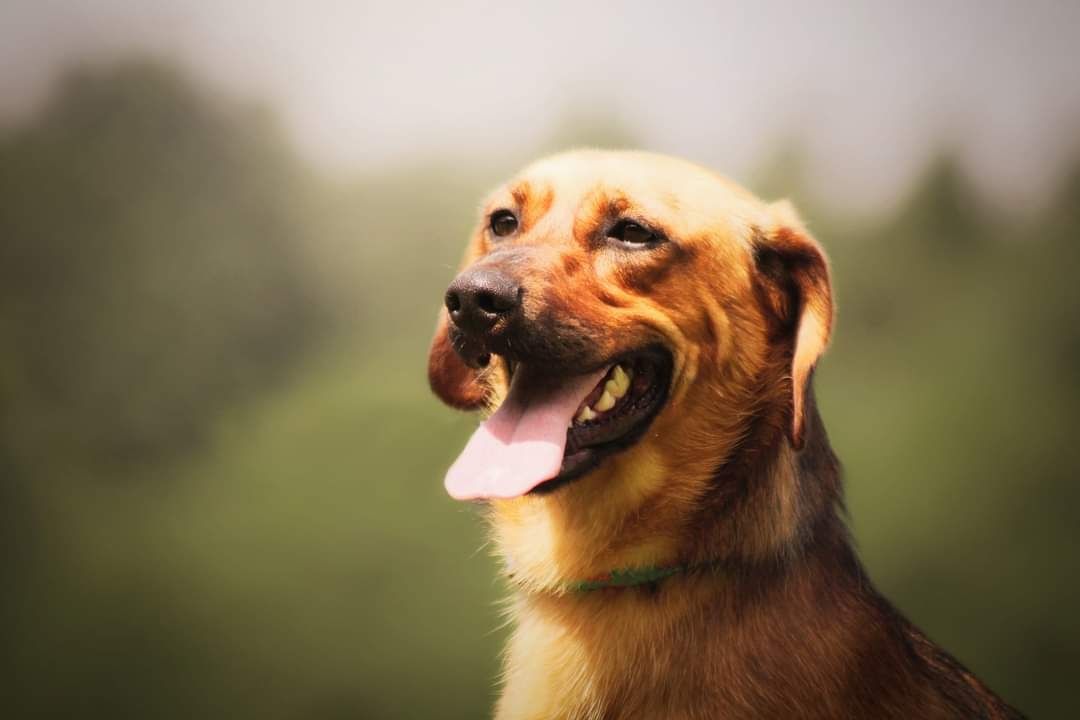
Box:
left=492, top=400, right=875, bottom=719
left=689, top=387, right=845, bottom=568
left=494, top=386, right=849, bottom=597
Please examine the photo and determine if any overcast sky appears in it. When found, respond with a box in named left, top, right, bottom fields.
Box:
left=2, top=0, right=1078, bottom=209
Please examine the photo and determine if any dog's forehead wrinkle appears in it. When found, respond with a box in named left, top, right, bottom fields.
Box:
left=509, top=181, right=532, bottom=208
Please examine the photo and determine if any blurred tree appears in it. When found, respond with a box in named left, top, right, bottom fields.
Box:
left=0, top=61, right=332, bottom=471
left=886, top=151, right=989, bottom=256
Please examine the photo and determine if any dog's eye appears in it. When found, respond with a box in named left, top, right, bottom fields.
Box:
left=608, top=220, right=661, bottom=247
left=489, top=210, right=519, bottom=237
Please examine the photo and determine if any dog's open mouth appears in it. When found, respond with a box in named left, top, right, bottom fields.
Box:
left=444, top=347, right=672, bottom=500
left=549, top=349, right=672, bottom=493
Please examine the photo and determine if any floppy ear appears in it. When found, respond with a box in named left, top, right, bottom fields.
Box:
left=428, top=310, right=488, bottom=410
left=753, top=201, right=834, bottom=449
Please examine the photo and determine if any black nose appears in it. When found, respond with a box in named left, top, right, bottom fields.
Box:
left=445, top=267, right=522, bottom=336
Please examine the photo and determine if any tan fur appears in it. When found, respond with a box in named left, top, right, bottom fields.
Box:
left=429, top=150, right=1022, bottom=719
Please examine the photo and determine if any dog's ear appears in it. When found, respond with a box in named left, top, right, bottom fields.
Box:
left=428, top=311, right=488, bottom=410
left=753, top=201, right=834, bottom=449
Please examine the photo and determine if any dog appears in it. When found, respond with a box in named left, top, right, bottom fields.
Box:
left=427, top=150, right=1023, bottom=719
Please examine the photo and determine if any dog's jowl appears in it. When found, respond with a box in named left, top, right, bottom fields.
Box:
left=428, top=150, right=1024, bottom=720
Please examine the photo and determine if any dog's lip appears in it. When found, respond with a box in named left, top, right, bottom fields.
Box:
left=525, top=345, right=673, bottom=495
left=503, top=345, right=669, bottom=395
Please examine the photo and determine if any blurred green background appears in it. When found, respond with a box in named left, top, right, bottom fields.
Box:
left=2, top=7, right=1079, bottom=718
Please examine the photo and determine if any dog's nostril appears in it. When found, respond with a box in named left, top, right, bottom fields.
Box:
left=445, top=290, right=462, bottom=313
left=475, top=290, right=514, bottom=315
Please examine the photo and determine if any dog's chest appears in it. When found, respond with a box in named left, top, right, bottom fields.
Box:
left=494, top=597, right=726, bottom=720
left=492, top=587, right=874, bottom=720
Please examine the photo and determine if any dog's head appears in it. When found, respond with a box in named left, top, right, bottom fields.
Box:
left=429, top=150, right=833, bottom=574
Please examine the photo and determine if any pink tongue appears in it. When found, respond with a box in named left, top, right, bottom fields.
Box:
left=444, top=366, right=609, bottom=500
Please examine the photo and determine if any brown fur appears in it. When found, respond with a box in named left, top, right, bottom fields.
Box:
left=427, top=150, right=1024, bottom=719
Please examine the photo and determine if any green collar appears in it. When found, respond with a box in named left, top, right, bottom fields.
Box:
left=505, top=558, right=719, bottom=594
left=567, top=564, right=687, bottom=592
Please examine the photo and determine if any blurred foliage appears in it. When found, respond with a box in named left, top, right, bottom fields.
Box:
left=1, top=60, right=1077, bottom=719
left=0, top=62, right=333, bottom=469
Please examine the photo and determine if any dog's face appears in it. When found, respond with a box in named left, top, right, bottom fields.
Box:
left=429, top=151, right=832, bottom=565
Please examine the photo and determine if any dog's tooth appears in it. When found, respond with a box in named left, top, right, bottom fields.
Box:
left=608, top=366, right=630, bottom=397
left=576, top=406, right=597, bottom=423
left=594, top=390, right=616, bottom=412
